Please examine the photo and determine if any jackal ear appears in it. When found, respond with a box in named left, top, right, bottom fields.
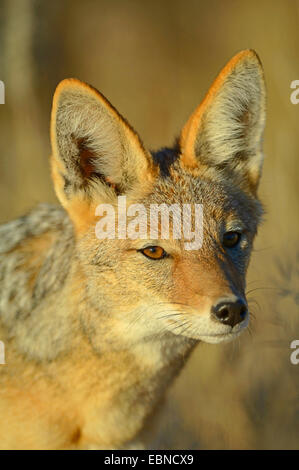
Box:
left=180, top=50, right=266, bottom=194
left=50, top=79, right=154, bottom=218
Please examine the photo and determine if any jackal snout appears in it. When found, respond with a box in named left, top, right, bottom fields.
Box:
left=211, top=296, right=248, bottom=328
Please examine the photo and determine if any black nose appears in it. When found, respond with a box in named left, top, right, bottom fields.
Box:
left=212, top=298, right=248, bottom=328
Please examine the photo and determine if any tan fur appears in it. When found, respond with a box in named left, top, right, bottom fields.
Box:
left=0, top=50, right=266, bottom=449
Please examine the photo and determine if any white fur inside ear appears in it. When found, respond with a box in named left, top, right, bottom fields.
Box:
left=199, top=62, right=265, bottom=159
left=55, top=89, right=124, bottom=185
left=190, top=55, right=266, bottom=189
left=52, top=83, right=150, bottom=200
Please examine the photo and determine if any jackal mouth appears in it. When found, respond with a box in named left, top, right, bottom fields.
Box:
left=174, top=312, right=250, bottom=344
left=197, top=322, right=248, bottom=344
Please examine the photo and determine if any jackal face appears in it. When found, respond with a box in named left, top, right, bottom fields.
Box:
left=51, top=50, right=265, bottom=346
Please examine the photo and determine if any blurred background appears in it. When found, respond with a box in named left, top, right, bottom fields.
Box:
left=0, top=0, right=298, bottom=449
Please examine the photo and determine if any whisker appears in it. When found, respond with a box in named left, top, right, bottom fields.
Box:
left=181, top=323, right=192, bottom=337
left=156, top=312, right=184, bottom=320
left=249, top=309, right=256, bottom=321
left=169, top=320, right=189, bottom=333
left=247, top=325, right=253, bottom=340
left=246, top=286, right=279, bottom=295
left=126, top=306, right=148, bottom=329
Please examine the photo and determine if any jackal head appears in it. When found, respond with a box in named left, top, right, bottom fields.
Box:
left=50, top=50, right=265, bottom=347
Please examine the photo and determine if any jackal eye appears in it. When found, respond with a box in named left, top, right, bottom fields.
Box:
left=139, top=246, right=167, bottom=260
left=223, top=231, right=241, bottom=248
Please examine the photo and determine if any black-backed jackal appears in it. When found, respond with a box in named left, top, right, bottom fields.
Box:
left=0, top=50, right=266, bottom=449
